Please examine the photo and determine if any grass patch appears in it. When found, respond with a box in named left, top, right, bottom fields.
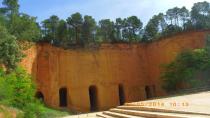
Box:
left=0, top=105, right=71, bottom=118
left=0, top=105, right=24, bottom=118
left=35, top=106, right=71, bottom=118
left=0, top=67, right=71, bottom=118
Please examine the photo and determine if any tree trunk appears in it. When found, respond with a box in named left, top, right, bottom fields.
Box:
left=75, top=27, right=79, bottom=45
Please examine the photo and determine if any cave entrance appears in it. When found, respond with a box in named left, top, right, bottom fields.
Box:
left=35, top=91, right=44, bottom=101
left=145, top=86, right=152, bottom=99
left=59, top=88, right=67, bottom=107
left=89, top=85, right=98, bottom=111
left=119, top=84, right=125, bottom=105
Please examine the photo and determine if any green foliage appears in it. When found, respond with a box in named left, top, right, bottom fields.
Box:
left=56, top=20, right=69, bottom=47
left=161, top=49, right=210, bottom=92
left=0, top=25, right=23, bottom=70
left=41, top=13, right=144, bottom=47
left=143, top=13, right=166, bottom=40
left=97, top=16, right=143, bottom=43
left=1, top=0, right=210, bottom=46
left=0, top=14, right=8, bottom=27
left=82, top=15, right=97, bottom=45
left=42, top=15, right=60, bottom=43
left=166, top=7, right=181, bottom=26
left=0, top=67, right=35, bottom=107
left=0, top=0, right=19, bottom=16
left=162, top=25, right=182, bottom=37
left=98, top=19, right=115, bottom=43
left=191, top=1, right=210, bottom=29
left=0, top=0, right=41, bottom=42
left=124, top=16, right=143, bottom=42
left=0, top=67, right=70, bottom=118
left=38, top=1, right=210, bottom=45
left=67, top=12, right=84, bottom=46
left=115, top=18, right=124, bottom=41
left=0, top=67, right=37, bottom=117
left=9, top=14, right=41, bottom=42
left=180, top=7, right=190, bottom=30
left=150, top=6, right=189, bottom=40
left=0, top=106, right=24, bottom=118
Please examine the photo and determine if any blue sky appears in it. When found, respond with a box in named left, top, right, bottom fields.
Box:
left=1, top=0, right=210, bottom=24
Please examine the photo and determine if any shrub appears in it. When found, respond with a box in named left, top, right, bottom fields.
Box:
left=0, top=67, right=69, bottom=118
left=0, top=67, right=36, bottom=117
left=0, top=25, right=23, bottom=70
left=161, top=49, right=210, bottom=92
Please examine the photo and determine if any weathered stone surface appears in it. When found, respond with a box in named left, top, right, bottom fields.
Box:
left=20, top=45, right=38, bottom=78
left=20, top=31, right=209, bottom=112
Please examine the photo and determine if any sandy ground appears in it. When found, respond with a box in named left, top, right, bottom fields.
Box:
left=128, top=91, right=210, bottom=115
left=63, top=112, right=102, bottom=118
left=63, top=91, right=210, bottom=117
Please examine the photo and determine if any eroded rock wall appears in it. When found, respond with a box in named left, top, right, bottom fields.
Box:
left=146, top=31, right=208, bottom=94
left=20, top=31, right=210, bottom=112
left=20, top=45, right=38, bottom=78
left=36, top=44, right=150, bottom=111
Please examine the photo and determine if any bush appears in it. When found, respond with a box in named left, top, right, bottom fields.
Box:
left=161, top=49, right=210, bottom=92
left=0, top=67, right=70, bottom=118
left=0, top=25, right=23, bottom=70
left=0, top=67, right=36, bottom=117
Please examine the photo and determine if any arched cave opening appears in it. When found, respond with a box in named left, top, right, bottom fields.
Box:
left=59, top=87, right=68, bottom=107
left=35, top=91, right=44, bottom=101
left=119, top=84, right=125, bottom=105
left=89, top=85, right=98, bottom=111
left=145, top=86, right=152, bottom=99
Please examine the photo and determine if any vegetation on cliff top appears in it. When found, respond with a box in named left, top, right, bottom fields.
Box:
left=40, top=1, right=210, bottom=48
left=1, top=1, right=210, bottom=49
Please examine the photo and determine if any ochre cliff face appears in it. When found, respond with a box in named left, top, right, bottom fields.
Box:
left=20, top=31, right=209, bottom=112
left=36, top=44, right=150, bottom=112
left=20, top=45, right=37, bottom=78
left=146, top=31, right=208, bottom=93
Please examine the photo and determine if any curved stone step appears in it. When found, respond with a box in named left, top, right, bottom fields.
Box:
left=103, top=111, right=144, bottom=118
left=117, top=106, right=210, bottom=116
left=110, top=108, right=209, bottom=118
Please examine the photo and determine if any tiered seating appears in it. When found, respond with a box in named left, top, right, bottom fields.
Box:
left=96, top=91, right=210, bottom=118
left=97, top=104, right=209, bottom=118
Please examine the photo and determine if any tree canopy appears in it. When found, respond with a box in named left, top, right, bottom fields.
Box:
left=1, top=0, right=210, bottom=48
left=0, top=0, right=41, bottom=42
left=191, top=1, right=210, bottom=29
left=39, top=1, right=210, bottom=48
left=0, top=25, right=23, bottom=70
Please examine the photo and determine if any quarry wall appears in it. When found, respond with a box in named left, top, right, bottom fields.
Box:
left=20, top=31, right=209, bottom=112
left=146, top=31, right=208, bottom=94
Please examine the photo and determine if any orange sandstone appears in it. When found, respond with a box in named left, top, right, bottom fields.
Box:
left=20, top=31, right=209, bottom=112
